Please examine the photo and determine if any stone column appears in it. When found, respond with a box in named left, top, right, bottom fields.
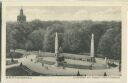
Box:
left=55, top=32, right=59, bottom=66
left=105, top=57, right=107, bottom=63
left=91, top=34, right=94, bottom=57
left=90, top=33, right=95, bottom=63
left=55, top=32, right=59, bottom=54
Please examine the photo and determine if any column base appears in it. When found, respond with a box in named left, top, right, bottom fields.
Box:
left=91, top=57, right=96, bottom=63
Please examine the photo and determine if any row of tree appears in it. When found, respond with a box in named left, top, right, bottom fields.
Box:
left=6, top=20, right=121, bottom=59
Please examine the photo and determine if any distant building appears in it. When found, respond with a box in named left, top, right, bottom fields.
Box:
left=17, top=8, right=26, bottom=23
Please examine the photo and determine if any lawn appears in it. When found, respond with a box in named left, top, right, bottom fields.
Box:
left=37, top=57, right=110, bottom=70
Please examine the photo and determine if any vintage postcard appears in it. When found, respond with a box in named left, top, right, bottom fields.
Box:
left=2, top=2, right=127, bottom=83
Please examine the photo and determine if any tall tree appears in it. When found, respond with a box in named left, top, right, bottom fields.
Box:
left=43, top=23, right=64, bottom=52
left=98, top=26, right=121, bottom=59
left=13, top=23, right=31, bottom=49
left=28, top=29, right=45, bottom=51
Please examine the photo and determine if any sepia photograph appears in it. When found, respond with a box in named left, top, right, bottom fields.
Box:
left=5, top=5, right=122, bottom=77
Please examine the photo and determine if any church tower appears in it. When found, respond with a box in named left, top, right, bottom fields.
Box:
left=17, top=8, right=26, bottom=23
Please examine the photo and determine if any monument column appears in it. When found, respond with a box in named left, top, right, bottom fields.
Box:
left=55, top=32, right=59, bottom=55
left=55, top=32, right=59, bottom=66
left=90, top=33, right=95, bottom=62
left=54, top=32, right=65, bottom=67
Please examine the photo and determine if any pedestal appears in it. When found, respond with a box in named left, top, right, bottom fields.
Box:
left=91, top=57, right=96, bottom=63
left=55, top=61, right=59, bottom=67
left=54, top=53, right=65, bottom=67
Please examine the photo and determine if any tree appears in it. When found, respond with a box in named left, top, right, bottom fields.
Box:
left=43, top=23, right=64, bottom=52
left=6, top=23, right=18, bottom=52
left=62, top=26, right=90, bottom=53
left=98, top=26, right=121, bottom=59
left=6, top=20, right=121, bottom=56
left=12, top=23, right=31, bottom=49
left=25, top=40, right=33, bottom=51
left=28, top=29, right=45, bottom=51
left=28, top=20, right=44, bottom=31
left=85, top=22, right=111, bottom=54
left=112, top=34, right=121, bottom=60
left=62, top=29, right=81, bottom=53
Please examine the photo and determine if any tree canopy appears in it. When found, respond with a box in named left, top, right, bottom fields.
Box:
left=6, top=20, right=121, bottom=59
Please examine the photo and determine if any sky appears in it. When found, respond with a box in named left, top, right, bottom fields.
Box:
left=6, top=6, right=121, bottom=22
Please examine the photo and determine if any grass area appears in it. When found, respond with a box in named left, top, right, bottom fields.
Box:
left=38, top=59, right=90, bottom=69
left=64, top=64, right=90, bottom=69
left=38, top=60, right=55, bottom=65
left=38, top=57, right=116, bottom=70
